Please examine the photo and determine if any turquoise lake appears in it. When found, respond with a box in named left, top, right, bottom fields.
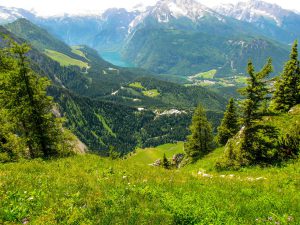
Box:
left=100, top=52, right=134, bottom=68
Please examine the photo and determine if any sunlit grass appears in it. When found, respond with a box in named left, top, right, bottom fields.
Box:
left=0, top=142, right=299, bottom=224
left=71, top=46, right=88, bottom=60
left=192, top=69, right=217, bottom=79
left=142, top=89, right=160, bottom=97
left=128, top=82, right=145, bottom=90
left=127, top=142, right=184, bottom=165
left=45, top=49, right=89, bottom=69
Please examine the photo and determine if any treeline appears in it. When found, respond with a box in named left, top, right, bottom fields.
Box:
left=184, top=41, right=300, bottom=168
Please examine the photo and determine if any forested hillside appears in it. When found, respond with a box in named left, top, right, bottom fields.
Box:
left=0, top=20, right=226, bottom=154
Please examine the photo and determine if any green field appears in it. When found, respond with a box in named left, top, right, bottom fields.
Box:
left=71, top=46, right=88, bottom=59
left=142, top=89, right=160, bottom=97
left=192, top=69, right=217, bottom=79
left=127, top=142, right=184, bottom=165
left=0, top=142, right=299, bottom=224
left=45, top=49, right=89, bottom=69
left=128, top=82, right=145, bottom=90
left=128, top=82, right=160, bottom=97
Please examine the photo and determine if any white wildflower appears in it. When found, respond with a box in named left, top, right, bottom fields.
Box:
left=202, top=173, right=213, bottom=178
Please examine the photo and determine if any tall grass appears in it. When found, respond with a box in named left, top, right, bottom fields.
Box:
left=0, top=147, right=299, bottom=224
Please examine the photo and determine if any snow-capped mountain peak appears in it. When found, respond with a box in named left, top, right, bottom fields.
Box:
left=0, top=6, right=36, bottom=23
left=128, top=0, right=223, bottom=32
left=153, top=0, right=215, bottom=22
left=214, top=0, right=294, bottom=27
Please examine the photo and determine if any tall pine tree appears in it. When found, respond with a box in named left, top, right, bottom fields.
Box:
left=241, top=58, right=273, bottom=127
left=273, top=40, right=300, bottom=112
left=240, top=59, right=278, bottom=164
left=184, top=104, right=214, bottom=160
left=0, top=38, right=73, bottom=159
left=216, top=98, right=239, bottom=146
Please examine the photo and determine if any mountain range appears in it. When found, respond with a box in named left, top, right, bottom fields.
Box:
left=0, top=0, right=299, bottom=77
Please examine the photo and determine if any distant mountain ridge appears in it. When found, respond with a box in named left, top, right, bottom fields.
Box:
left=0, top=0, right=298, bottom=76
left=122, top=0, right=290, bottom=76
left=214, top=0, right=292, bottom=26
left=214, top=0, right=300, bottom=44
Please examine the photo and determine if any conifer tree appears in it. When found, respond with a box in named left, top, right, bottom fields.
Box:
left=240, top=59, right=277, bottom=163
left=240, top=58, right=273, bottom=127
left=0, top=39, right=73, bottom=159
left=216, top=98, right=239, bottom=146
left=162, top=153, right=170, bottom=169
left=184, top=104, right=214, bottom=160
left=273, top=40, right=300, bottom=112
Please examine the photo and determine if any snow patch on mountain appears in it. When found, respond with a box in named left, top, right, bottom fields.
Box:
left=0, top=7, right=23, bottom=21
left=0, top=6, right=37, bottom=23
left=214, top=0, right=295, bottom=27
left=129, top=0, right=225, bottom=32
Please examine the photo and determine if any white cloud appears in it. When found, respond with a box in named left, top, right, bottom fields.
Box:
left=0, top=0, right=299, bottom=16
left=0, top=0, right=155, bottom=16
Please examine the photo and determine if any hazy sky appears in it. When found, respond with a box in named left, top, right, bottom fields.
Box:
left=0, top=0, right=299, bottom=16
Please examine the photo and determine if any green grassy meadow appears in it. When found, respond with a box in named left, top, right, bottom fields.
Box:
left=127, top=143, right=184, bottom=165
left=129, top=82, right=145, bottom=90
left=128, top=82, right=160, bottom=98
left=192, top=69, right=217, bottom=80
left=71, top=46, right=88, bottom=59
left=142, top=89, right=160, bottom=97
left=45, top=49, right=89, bottom=69
left=0, top=142, right=299, bottom=224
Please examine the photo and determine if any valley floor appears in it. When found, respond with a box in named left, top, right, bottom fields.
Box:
left=0, top=143, right=299, bottom=224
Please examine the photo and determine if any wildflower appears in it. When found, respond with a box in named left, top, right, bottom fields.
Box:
left=202, top=173, right=213, bottom=178
left=256, top=177, right=266, bottom=181
left=122, top=176, right=127, bottom=179
left=287, top=216, right=294, bottom=222
left=22, top=218, right=29, bottom=224
left=247, top=177, right=254, bottom=181
left=268, top=216, right=273, bottom=221
left=220, top=175, right=226, bottom=178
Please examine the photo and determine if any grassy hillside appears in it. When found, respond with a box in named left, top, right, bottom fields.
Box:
left=0, top=144, right=298, bottom=224
left=71, top=46, right=88, bottom=59
left=127, top=142, right=184, bottom=165
left=5, top=18, right=87, bottom=62
left=45, top=49, right=89, bottom=69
